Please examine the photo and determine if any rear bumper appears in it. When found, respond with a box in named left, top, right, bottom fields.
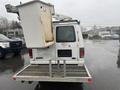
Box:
left=30, top=60, right=84, bottom=66
left=13, top=75, right=92, bottom=83
left=30, top=58, right=84, bottom=65
left=2, top=47, right=22, bottom=54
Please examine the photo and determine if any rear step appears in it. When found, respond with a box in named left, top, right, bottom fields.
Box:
left=13, top=61, right=92, bottom=83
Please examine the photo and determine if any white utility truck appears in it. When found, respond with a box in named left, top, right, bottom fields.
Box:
left=6, top=0, right=92, bottom=84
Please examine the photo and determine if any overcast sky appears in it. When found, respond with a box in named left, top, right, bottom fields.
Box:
left=0, top=0, right=120, bottom=26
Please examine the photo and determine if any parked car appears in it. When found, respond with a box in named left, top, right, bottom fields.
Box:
left=111, top=34, right=119, bottom=39
left=0, top=34, right=22, bottom=58
left=11, top=37, right=26, bottom=47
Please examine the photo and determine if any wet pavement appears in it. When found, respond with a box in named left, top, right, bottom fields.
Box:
left=0, top=40, right=119, bottom=90
left=84, top=40, right=120, bottom=90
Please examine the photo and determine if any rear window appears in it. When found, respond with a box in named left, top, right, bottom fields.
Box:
left=56, top=26, right=76, bottom=42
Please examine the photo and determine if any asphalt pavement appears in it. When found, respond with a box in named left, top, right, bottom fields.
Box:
left=84, top=40, right=120, bottom=90
left=0, top=40, right=119, bottom=90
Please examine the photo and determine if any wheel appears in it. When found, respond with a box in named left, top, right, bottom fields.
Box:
left=35, top=84, right=41, bottom=90
left=0, top=48, right=5, bottom=59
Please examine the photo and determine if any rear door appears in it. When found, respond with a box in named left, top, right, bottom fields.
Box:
left=55, top=25, right=78, bottom=62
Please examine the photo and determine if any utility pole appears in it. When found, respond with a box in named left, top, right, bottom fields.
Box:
left=119, top=27, right=120, bottom=42
left=117, top=26, right=120, bottom=68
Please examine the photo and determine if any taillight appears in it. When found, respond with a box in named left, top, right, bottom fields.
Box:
left=80, top=48, right=84, bottom=58
left=87, top=78, right=93, bottom=83
left=29, top=48, right=33, bottom=58
left=12, top=76, right=16, bottom=80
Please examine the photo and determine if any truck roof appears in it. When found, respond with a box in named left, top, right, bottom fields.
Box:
left=53, top=20, right=80, bottom=24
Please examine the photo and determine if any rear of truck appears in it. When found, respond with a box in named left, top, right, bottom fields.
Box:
left=6, top=0, right=92, bottom=83
left=13, top=20, right=92, bottom=83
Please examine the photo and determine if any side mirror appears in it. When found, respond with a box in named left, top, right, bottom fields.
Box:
left=78, top=20, right=80, bottom=25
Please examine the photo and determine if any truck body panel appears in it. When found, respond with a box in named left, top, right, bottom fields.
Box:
left=29, top=21, right=84, bottom=65
left=18, top=1, right=54, bottom=48
left=30, top=45, right=56, bottom=64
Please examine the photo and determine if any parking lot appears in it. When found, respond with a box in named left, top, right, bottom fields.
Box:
left=0, top=40, right=119, bottom=90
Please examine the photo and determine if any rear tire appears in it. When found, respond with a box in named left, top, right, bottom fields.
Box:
left=35, top=84, right=40, bottom=90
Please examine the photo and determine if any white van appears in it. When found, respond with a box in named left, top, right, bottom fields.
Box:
left=6, top=0, right=92, bottom=84
left=13, top=20, right=92, bottom=83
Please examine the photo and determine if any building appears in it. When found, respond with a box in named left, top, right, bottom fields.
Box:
left=110, top=27, right=120, bottom=35
left=85, top=26, right=120, bottom=37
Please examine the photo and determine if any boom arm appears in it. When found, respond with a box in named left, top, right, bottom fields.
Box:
left=5, top=4, right=19, bottom=15
left=53, top=14, right=72, bottom=21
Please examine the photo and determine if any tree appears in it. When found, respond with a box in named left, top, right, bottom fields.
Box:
left=0, top=17, right=9, bottom=33
left=10, top=21, right=22, bottom=29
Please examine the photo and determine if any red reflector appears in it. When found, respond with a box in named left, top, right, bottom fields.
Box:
left=87, top=78, right=93, bottom=83
left=80, top=48, right=84, bottom=58
left=12, top=76, right=16, bottom=80
left=28, top=48, right=33, bottom=58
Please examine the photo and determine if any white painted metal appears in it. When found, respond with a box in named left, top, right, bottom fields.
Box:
left=30, top=21, right=84, bottom=65
left=53, top=14, right=72, bottom=21
left=17, top=1, right=55, bottom=48
left=30, top=45, right=55, bottom=64
left=13, top=64, right=92, bottom=83
left=54, top=23, right=78, bottom=61
left=54, top=22, right=84, bottom=64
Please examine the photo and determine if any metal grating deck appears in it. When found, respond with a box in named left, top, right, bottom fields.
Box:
left=18, top=64, right=88, bottom=77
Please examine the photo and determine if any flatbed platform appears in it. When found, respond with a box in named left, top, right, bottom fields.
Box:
left=13, top=64, right=92, bottom=83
